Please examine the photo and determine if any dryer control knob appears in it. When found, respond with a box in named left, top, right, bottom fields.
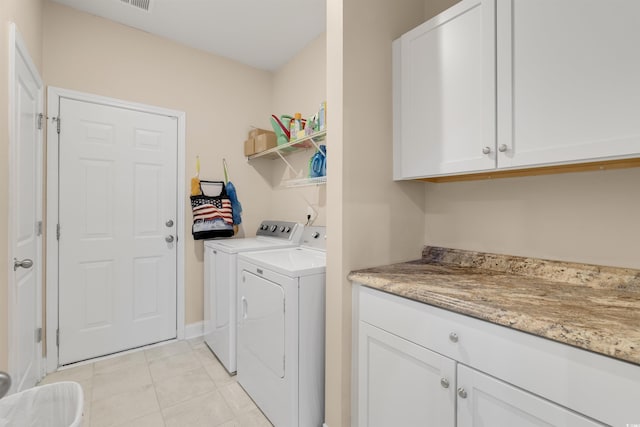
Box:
left=285, top=227, right=291, bottom=233
left=312, top=232, right=320, bottom=239
left=279, top=226, right=285, bottom=232
left=270, top=225, right=277, bottom=232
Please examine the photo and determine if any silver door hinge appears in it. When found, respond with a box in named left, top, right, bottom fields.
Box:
left=52, top=116, right=60, bottom=134
left=56, top=223, right=61, bottom=240
left=56, top=329, right=60, bottom=347
left=37, top=113, right=44, bottom=130
left=36, top=327, right=42, bottom=343
left=36, top=221, right=43, bottom=236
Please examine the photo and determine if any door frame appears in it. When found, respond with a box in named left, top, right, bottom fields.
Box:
left=8, top=22, right=44, bottom=388
left=45, top=87, right=186, bottom=373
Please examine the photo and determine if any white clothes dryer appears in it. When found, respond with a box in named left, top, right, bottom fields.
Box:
left=203, top=220, right=302, bottom=374
left=236, top=226, right=326, bottom=427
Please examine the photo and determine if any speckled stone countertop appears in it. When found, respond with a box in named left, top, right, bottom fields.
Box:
left=348, top=247, right=640, bottom=366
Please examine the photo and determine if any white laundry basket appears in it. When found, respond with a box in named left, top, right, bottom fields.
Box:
left=0, top=381, right=83, bottom=427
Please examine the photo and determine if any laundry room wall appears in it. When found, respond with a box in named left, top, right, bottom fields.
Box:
left=42, top=0, right=274, bottom=327
left=0, top=0, right=44, bottom=371
left=266, top=33, right=327, bottom=226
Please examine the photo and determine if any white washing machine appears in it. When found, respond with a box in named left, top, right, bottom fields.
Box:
left=236, top=226, right=326, bottom=427
left=203, top=220, right=303, bottom=374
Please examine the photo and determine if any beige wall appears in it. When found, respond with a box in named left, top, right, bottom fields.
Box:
left=42, top=0, right=274, bottom=325
left=0, top=0, right=44, bottom=372
left=425, top=0, right=461, bottom=19
left=425, top=169, right=640, bottom=269
left=325, top=0, right=427, bottom=425
left=268, top=34, right=327, bottom=225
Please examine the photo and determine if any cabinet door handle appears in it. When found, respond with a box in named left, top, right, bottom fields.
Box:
left=482, top=146, right=491, bottom=155
left=457, top=387, right=468, bottom=399
left=440, top=378, right=450, bottom=389
left=449, top=332, right=459, bottom=343
left=498, top=144, right=508, bottom=152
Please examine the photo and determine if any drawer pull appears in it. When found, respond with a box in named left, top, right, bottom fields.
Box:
left=449, top=332, right=459, bottom=343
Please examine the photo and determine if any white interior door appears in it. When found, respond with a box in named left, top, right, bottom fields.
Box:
left=9, top=24, right=44, bottom=392
left=58, top=98, right=178, bottom=365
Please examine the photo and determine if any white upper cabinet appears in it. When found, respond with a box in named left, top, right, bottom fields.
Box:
left=394, top=0, right=640, bottom=179
left=393, top=0, right=496, bottom=179
left=497, top=0, right=640, bottom=168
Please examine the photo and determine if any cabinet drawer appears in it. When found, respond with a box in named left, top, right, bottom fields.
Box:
left=357, top=284, right=640, bottom=426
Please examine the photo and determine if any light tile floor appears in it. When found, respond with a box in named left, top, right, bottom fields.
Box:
left=39, top=337, right=272, bottom=427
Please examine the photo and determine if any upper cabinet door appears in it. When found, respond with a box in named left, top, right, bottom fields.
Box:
left=497, top=0, right=640, bottom=168
left=394, top=0, right=496, bottom=179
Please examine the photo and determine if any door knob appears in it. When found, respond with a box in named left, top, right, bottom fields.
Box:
left=14, top=258, right=33, bottom=271
left=440, top=378, right=450, bottom=389
left=498, top=144, right=508, bottom=152
left=457, top=387, right=468, bottom=399
left=165, top=219, right=174, bottom=227
left=165, top=235, right=174, bottom=243
left=482, top=146, right=491, bottom=155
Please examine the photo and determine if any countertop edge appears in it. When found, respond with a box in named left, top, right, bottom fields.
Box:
left=348, top=270, right=640, bottom=367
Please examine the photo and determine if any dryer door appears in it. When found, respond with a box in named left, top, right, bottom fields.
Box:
left=239, top=271, right=285, bottom=378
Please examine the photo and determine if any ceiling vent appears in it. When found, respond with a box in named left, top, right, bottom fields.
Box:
left=120, top=0, right=152, bottom=12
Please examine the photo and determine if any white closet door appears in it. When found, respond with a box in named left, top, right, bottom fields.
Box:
left=10, top=26, right=43, bottom=391
left=497, top=0, right=640, bottom=168
left=58, top=97, right=178, bottom=364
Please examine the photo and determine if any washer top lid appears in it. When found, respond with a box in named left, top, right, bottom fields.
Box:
left=238, top=247, right=326, bottom=277
left=204, top=237, right=297, bottom=253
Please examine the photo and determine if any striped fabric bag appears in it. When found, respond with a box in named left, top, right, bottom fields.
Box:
left=190, top=180, right=235, bottom=240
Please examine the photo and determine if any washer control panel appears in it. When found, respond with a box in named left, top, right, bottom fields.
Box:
left=256, top=221, right=301, bottom=241
left=300, top=226, right=327, bottom=250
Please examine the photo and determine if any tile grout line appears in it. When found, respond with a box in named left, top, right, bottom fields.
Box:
left=144, top=346, right=168, bottom=427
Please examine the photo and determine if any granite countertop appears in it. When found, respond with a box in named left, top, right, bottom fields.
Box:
left=348, top=247, right=640, bottom=366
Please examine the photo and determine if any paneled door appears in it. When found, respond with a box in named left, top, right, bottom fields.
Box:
left=9, top=24, right=44, bottom=391
left=58, top=98, right=178, bottom=365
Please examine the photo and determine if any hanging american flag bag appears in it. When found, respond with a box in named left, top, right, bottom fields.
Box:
left=190, top=180, right=235, bottom=240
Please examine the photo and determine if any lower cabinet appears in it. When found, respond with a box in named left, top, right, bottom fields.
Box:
left=456, top=365, right=601, bottom=427
left=358, top=321, right=600, bottom=427
left=353, top=285, right=638, bottom=426
left=358, top=322, right=455, bottom=427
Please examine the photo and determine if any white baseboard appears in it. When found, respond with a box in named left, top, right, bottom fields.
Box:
left=323, top=424, right=329, bottom=427
left=184, top=321, right=204, bottom=340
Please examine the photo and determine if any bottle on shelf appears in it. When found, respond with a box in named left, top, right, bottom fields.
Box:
left=309, top=145, right=327, bottom=178
left=290, top=112, right=304, bottom=141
